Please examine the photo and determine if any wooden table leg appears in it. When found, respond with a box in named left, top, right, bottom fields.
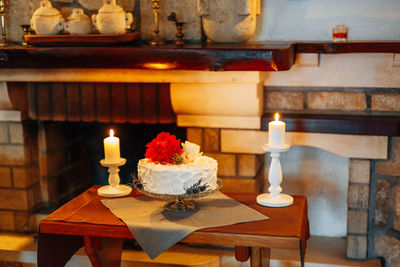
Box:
left=235, top=246, right=250, bottom=261
left=300, top=241, right=305, bottom=267
left=84, top=236, right=123, bottom=267
left=37, top=233, right=83, bottom=267
left=250, top=247, right=271, bottom=267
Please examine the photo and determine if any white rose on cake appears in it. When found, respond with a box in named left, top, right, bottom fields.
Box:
left=183, top=141, right=200, bottom=155
left=182, top=141, right=202, bottom=163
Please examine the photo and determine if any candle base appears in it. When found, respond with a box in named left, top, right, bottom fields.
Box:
left=256, top=193, right=293, bottom=207
left=99, top=158, right=131, bottom=198
left=100, top=158, right=126, bottom=166
left=98, top=184, right=132, bottom=197
left=257, top=144, right=293, bottom=207
left=263, top=144, right=290, bottom=152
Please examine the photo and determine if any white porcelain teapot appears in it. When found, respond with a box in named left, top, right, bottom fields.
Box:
left=64, top=8, right=92, bottom=35
left=30, top=0, right=64, bottom=35
left=92, top=0, right=133, bottom=34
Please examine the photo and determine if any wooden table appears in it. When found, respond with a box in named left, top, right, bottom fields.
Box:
left=38, top=186, right=309, bottom=267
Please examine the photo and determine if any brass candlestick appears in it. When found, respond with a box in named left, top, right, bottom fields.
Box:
left=20, top=24, right=31, bottom=46
left=0, top=0, right=7, bottom=47
left=150, top=0, right=164, bottom=46
left=167, top=12, right=185, bottom=46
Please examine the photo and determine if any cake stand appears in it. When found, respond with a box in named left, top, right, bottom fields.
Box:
left=133, top=178, right=223, bottom=212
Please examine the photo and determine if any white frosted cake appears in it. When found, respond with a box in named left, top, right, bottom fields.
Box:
left=138, top=156, right=218, bottom=195
left=137, top=132, right=218, bottom=195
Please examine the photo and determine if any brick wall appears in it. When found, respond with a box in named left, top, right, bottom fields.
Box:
left=347, top=159, right=370, bottom=259
left=265, top=86, right=400, bottom=264
left=187, top=128, right=265, bottom=193
left=373, top=137, right=400, bottom=266
left=0, top=82, right=96, bottom=233
left=38, top=122, right=92, bottom=207
left=0, top=120, right=40, bottom=232
left=265, top=86, right=400, bottom=115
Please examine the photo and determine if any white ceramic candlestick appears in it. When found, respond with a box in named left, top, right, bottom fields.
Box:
left=98, top=158, right=132, bottom=197
left=257, top=144, right=293, bottom=207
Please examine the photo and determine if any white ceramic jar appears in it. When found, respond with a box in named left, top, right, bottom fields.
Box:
left=64, top=8, right=92, bottom=35
left=30, top=0, right=64, bottom=35
left=197, top=0, right=260, bottom=43
left=92, top=0, right=133, bottom=34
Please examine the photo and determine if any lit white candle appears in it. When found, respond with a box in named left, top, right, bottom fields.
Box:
left=268, top=113, right=286, bottom=147
left=104, top=129, right=120, bottom=162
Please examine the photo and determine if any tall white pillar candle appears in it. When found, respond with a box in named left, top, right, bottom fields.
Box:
left=104, top=129, right=120, bottom=162
left=268, top=113, right=286, bottom=147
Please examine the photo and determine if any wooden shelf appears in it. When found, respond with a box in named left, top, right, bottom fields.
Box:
left=0, top=42, right=294, bottom=71
left=296, top=41, right=400, bottom=54
left=262, top=113, right=400, bottom=136
left=0, top=41, right=399, bottom=71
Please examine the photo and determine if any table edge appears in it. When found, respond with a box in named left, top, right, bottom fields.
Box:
left=40, top=220, right=301, bottom=249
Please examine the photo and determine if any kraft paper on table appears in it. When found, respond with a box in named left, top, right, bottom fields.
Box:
left=101, top=191, right=269, bottom=259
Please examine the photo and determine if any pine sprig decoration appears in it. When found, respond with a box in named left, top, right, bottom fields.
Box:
left=172, top=154, right=184, bottom=165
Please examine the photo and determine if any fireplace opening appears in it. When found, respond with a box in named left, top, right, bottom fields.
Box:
left=82, top=122, right=186, bottom=185
left=38, top=121, right=186, bottom=210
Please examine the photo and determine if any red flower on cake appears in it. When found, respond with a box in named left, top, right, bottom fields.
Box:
left=145, top=132, right=182, bottom=164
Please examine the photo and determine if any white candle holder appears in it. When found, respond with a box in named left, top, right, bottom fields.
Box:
left=98, top=158, right=132, bottom=197
left=256, top=144, right=293, bottom=207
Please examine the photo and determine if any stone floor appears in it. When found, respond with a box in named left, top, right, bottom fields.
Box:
left=0, top=233, right=382, bottom=267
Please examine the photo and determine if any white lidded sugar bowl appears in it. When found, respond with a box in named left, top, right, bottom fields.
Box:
left=64, top=8, right=92, bottom=35
left=30, top=0, right=64, bottom=35
left=92, top=0, right=133, bottom=34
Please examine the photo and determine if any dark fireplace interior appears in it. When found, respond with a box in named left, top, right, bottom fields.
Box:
left=39, top=121, right=186, bottom=209
left=83, top=122, right=186, bottom=186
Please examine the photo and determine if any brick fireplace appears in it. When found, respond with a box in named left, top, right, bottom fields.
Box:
left=1, top=50, right=400, bottom=266
left=0, top=0, right=399, bottom=264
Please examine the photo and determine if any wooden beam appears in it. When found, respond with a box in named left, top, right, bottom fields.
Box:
left=262, top=113, right=400, bottom=136
left=0, top=42, right=294, bottom=71
left=296, top=41, right=400, bottom=54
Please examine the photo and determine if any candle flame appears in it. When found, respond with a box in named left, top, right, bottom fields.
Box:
left=110, top=129, right=114, bottom=137
left=275, top=113, right=279, bottom=121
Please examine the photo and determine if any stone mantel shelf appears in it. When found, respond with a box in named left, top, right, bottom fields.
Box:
left=0, top=42, right=294, bottom=71
left=262, top=113, right=400, bottom=136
